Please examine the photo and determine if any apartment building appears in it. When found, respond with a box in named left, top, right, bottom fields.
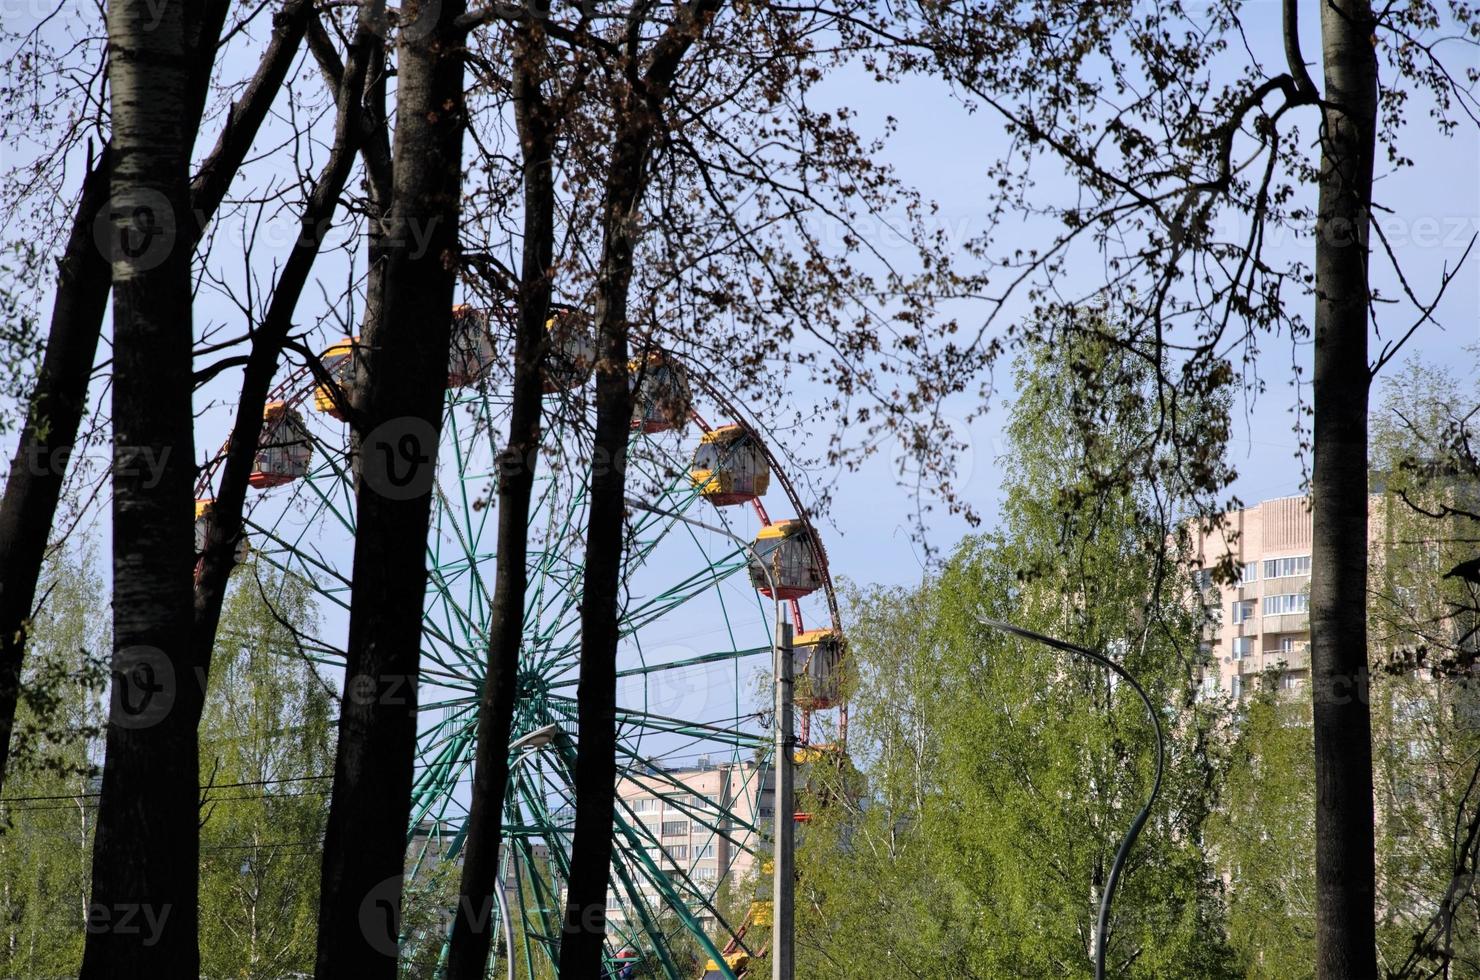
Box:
left=605, top=759, right=774, bottom=929
left=1192, top=495, right=1316, bottom=698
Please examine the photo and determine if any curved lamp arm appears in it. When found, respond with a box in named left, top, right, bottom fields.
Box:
left=977, top=616, right=1165, bottom=980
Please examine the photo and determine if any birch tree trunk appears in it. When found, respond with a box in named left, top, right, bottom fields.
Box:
left=0, top=0, right=231, bottom=798
left=79, top=0, right=200, bottom=973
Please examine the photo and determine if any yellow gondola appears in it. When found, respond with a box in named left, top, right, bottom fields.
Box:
left=313, top=337, right=358, bottom=419
left=249, top=402, right=313, bottom=488
left=193, top=499, right=249, bottom=562
left=630, top=350, right=691, bottom=433
left=542, top=309, right=596, bottom=393
left=792, top=628, right=843, bottom=709
left=447, top=305, right=496, bottom=388
left=749, top=520, right=823, bottom=600
left=690, top=425, right=770, bottom=505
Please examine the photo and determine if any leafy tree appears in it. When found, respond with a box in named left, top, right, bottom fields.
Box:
left=1206, top=681, right=1317, bottom=978
left=797, top=332, right=1237, bottom=977
left=879, top=0, right=1478, bottom=968
left=1367, top=361, right=1480, bottom=976
left=197, top=567, right=333, bottom=978
left=0, top=547, right=106, bottom=976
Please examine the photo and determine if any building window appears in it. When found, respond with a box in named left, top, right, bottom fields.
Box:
left=632, top=797, right=658, bottom=813
left=695, top=843, right=715, bottom=859
left=1231, top=600, right=1256, bottom=624
left=667, top=844, right=688, bottom=860
left=1194, top=568, right=1214, bottom=590
left=1231, top=676, right=1243, bottom=699
left=662, top=820, right=688, bottom=837
left=1280, top=636, right=1297, bottom=653
left=1263, top=593, right=1309, bottom=616
left=1238, top=561, right=1258, bottom=584
left=1200, top=673, right=1218, bottom=695
left=1232, top=636, right=1253, bottom=659
left=696, top=865, right=719, bottom=882
left=1263, top=555, right=1312, bottom=580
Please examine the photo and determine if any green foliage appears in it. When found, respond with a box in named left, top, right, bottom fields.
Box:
left=0, top=546, right=106, bottom=976
left=795, top=333, right=1237, bottom=977
left=1365, top=361, right=1480, bottom=975
left=197, top=566, right=334, bottom=978
left=1206, top=684, right=1316, bottom=978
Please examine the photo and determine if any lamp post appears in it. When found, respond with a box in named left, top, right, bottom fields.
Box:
left=977, top=617, right=1164, bottom=980
left=492, top=724, right=564, bottom=980
left=625, top=498, right=793, bottom=980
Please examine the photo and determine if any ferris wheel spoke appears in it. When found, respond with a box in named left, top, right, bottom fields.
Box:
left=547, top=644, right=772, bottom=691
left=443, top=390, right=503, bottom=556
left=608, top=748, right=768, bottom=849
left=522, top=454, right=704, bottom=670
left=430, top=472, right=494, bottom=630
left=246, top=528, right=353, bottom=608
left=606, top=704, right=765, bottom=750
left=422, top=567, right=489, bottom=672
left=609, top=809, right=738, bottom=980
left=411, top=719, right=473, bottom=817
left=529, top=552, right=753, bottom=682
left=507, top=838, right=559, bottom=977
left=523, top=474, right=590, bottom=626
left=616, top=554, right=751, bottom=639
left=605, top=849, right=687, bottom=980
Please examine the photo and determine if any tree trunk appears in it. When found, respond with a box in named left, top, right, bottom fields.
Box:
left=445, top=23, right=554, bottom=980
left=1311, top=0, right=1379, bottom=974
left=0, top=0, right=323, bottom=799
left=78, top=0, right=200, bottom=973
left=558, top=104, right=646, bottom=980
left=313, top=0, right=467, bottom=975
left=557, top=9, right=721, bottom=971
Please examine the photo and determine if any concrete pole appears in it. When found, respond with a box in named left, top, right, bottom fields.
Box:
left=772, top=614, right=794, bottom=980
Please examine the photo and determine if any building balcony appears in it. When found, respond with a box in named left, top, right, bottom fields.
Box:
left=1266, top=643, right=1311, bottom=671
left=1263, top=613, right=1309, bottom=634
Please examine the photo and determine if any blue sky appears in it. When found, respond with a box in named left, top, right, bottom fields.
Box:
left=3, top=0, right=1477, bottom=674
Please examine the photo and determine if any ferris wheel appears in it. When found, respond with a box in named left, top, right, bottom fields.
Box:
left=193, top=306, right=846, bottom=979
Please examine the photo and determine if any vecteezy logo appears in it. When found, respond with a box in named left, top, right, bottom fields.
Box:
left=92, top=188, right=177, bottom=273
left=112, top=645, right=175, bottom=729
left=358, top=875, right=403, bottom=957
left=360, top=417, right=438, bottom=500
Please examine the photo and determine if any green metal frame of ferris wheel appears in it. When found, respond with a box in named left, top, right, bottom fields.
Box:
left=230, top=370, right=810, bottom=980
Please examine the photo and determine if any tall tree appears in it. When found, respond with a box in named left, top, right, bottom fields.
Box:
left=557, top=1, right=725, bottom=971
left=313, top=0, right=470, bottom=973
left=445, top=17, right=559, bottom=977
left=1308, top=1, right=1381, bottom=970
left=0, top=0, right=312, bottom=796
left=80, top=0, right=200, bottom=972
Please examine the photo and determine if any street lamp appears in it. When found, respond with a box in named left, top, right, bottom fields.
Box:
left=493, top=726, right=564, bottom=980
left=977, top=616, right=1164, bottom=980
left=626, top=498, right=794, bottom=980
left=509, top=722, right=561, bottom=753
